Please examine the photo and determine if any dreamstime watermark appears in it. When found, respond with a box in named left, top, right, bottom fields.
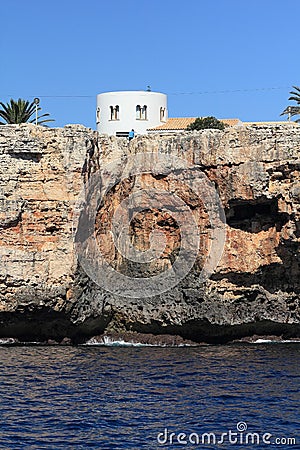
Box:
left=73, top=152, right=226, bottom=298
left=157, top=422, right=297, bottom=446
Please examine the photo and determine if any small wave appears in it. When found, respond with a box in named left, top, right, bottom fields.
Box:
left=0, top=338, right=17, bottom=345
left=252, top=338, right=300, bottom=344
left=83, top=336, right=192, bottom=347
left=83, top=336, right=165, bottom=347
left=0, top=339, right=52, bottom=346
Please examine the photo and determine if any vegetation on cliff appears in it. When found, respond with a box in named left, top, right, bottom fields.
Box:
left=186, top=116, right=226, bottom=131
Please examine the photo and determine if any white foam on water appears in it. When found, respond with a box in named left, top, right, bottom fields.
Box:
left=253, top=338, right=300, bottom=344
left=0, top=338, right=16, bottom=345
left=0, top=339, right=54, bottom=346
left=83, top=336, right=164, bottom=347
left=83, top=336, right=192, bottom=347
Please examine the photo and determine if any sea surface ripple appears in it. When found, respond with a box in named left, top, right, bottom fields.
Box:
left=0, top=344, right=299, bottom=449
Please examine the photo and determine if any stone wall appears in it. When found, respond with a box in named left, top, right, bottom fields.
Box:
left=0, top=123, right=299, bottom=343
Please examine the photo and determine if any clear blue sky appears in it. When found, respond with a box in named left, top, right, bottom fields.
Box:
left=1, top=0, right=299, bottom=128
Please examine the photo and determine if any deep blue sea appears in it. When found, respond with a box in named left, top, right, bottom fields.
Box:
left=0, top=343, right=299, bottom=449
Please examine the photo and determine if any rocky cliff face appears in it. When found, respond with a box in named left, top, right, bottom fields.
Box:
left=0, top=123, right=299, bottom=343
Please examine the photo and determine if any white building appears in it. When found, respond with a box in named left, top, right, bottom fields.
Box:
left=96, top=90, right=168, bottom=136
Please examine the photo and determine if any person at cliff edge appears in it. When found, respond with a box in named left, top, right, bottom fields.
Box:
left=128, top=129, right=135, bottom=141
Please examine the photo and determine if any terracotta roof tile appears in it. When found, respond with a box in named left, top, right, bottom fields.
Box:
left=243, top=121, right=299, bottom=126
left=221, top=118, right=242, bottom=126
left=148, top=117, right=241, bottom=131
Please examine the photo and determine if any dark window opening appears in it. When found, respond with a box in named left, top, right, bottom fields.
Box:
left=160, top=107, right=166, bottom=122
left=96, top=107, right=101, bottom=123
left=110, top=105, right=119, bottom=120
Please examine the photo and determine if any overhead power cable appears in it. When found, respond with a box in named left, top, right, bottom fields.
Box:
left=168, top=86, right=291, bottom=95
left=0, top=86, right=292, bottom=99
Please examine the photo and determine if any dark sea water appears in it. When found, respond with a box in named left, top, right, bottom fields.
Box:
left=0, top=343, right=299, bottom=449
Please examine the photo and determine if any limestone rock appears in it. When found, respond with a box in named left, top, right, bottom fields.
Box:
left=0, top=123, right=299, bottom=343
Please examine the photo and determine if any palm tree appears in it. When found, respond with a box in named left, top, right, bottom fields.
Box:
left=281, top=86, right=300, bottom=122
left=0, top=98, right=54, bottom=125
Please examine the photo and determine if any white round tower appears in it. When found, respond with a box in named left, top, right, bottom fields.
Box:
left=96, top=90, right=168, bottom=136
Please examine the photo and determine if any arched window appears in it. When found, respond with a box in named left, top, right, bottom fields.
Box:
left=136, top=105, right=147, bottom=120
left=141, top=105, right=147, bottom=120
left=136, top=105, right=141, bottom=119
left=114, top=105, right=119, bottom=120
left=96, top=107, right=101, bottom=123
left=110, top=105, right=119, bottom=120
left=110, top=106, right=114, bottom=120
left=160, top=107, right=166, bottom=122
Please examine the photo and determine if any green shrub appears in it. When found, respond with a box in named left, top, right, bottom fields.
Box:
left=186, top=116, right=226, bottom=131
